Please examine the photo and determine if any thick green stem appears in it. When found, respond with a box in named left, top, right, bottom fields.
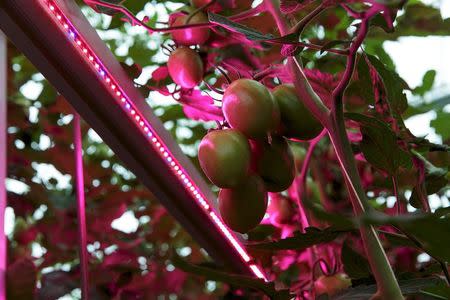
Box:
left=328, top=115, right=403, bottom=300
left=265, top=0, right=403, bottom=298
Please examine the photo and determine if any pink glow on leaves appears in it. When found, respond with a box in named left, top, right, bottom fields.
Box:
left=178, top=89, right=223, bottom=121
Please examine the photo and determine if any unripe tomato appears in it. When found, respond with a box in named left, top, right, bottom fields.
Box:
left=272, top=84, right=323, bottom=141
left=314, top=273, right=351, bottom=297
left=171, top=10, right=210, bottom=46
left=219, top=175, right=268, bottom=233
left=267, top=194, right=294, bottom=224
left=167, top=47, right=203, bottom=89
left=198, top=129, right=251, bottom=188
left=223, top=79, right=280, bottom=139
left=250, top=137, right=295, bottom=192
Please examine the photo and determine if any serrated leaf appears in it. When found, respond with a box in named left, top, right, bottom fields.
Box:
left=320, top=40, right=350, bottom=54
left=247, top=224, right=276, bottom=241
left=346, top=55, right=375, bottom=105
left=172, top=253, right=292, bottom=300
left=346, top=113, right=412, bottom=174
left=247, top=226, right=352, bottom=251
left=409, top=152, right=449, bottom=208
left=208, top=12, right=297, bottom=43
left=366, top=54, right=409, bottom=114
left=413, top=70, right=436, bottom=96
left=362, top=209, right=450, bottom=262
left=341, top=242, right=371, bottom=280
left=208, top=12, right=274, bottom=41
left=369, top=14, right=394, bottom=33
left=333, top=277, right=446, bottom=300
left=379, top=230, right=417, bottom=248
left=120, top=62, right=142, bottom=79
left=421, top=282, right=450, bottom=300
left=406, top=94, right=450, bottom=117
left=431, top=111, right=450, bottom=141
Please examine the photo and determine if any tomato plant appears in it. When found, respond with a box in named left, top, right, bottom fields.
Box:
left=5, top=0, right=450, bottom=299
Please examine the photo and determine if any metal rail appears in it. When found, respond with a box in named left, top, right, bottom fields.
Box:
left=0, top=0, right=265, bottom=279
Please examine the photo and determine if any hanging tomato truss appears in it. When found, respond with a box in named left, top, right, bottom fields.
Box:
left=0, top=0, right=266, bottom=285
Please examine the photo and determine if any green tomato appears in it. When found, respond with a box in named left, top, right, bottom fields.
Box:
left=167, top=47, right=203, bottom=89
left=198, top=129, right=251, bottom=188
left=250, top=137, right=296, bottom=192
left=223, top=79, right=280, bottom=139
left=171, top=10, right=210, bottom=46
left=219, top=175, right=268, bottom=233
left=272, top=84, right=323, bottom=141
left=314, top=273, right=352, bottom=297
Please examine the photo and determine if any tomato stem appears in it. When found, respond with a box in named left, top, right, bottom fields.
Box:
left=265, top=0, right=404, bottom=298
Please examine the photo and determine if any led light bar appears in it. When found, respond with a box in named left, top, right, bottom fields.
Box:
left=0, top=0, right=265, bottom=280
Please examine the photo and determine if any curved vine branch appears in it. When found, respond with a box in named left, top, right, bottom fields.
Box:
left=84, top=0, right=264, bottom=33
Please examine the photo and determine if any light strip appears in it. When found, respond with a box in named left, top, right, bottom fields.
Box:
left=42, top=0, right=266, bottom=280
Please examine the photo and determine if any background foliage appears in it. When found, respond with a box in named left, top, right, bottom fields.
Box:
left=4, top=0, right=450, bottom=299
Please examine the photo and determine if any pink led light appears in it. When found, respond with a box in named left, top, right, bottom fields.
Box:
left=42, top=0, right=265, bottom=280
left=250, top=265, right=266, bottom=280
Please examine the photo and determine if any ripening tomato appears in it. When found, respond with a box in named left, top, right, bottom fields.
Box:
left=314, top=273, right=352, bottom=297
left=167, top=47, right=203, bottom=89
left=171, top=10, right=210, bottom=46
left=198, top=129, right=251, bottom=188
left=219, top=175, right=268, bottom=233
left=223, top=79, right=280, bottom=139
left=272, top=84, right=323, bottom=141
left=267, top=194, right=294, bottom=224
left=250, top=137, right=295, bottom=192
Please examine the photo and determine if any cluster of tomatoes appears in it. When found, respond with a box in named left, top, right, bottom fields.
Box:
left=165, top=3, right=323, bottom=234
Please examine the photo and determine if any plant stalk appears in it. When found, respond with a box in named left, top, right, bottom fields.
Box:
left=265, top=0, right=403, bottom=298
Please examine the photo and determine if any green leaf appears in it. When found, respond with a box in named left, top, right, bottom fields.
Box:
left=366, top=54, right=409, bottom=114
left=334, top=277, right=446, bottom=300
left=208, top=12, right=274, bottom=41
left=378, top=230, right=417, bottom=248
left=369, top=14, right=394, bottom=33
left=120, top=62, right=142, bottom=79
left=346, top=55, right=375, bottom=105
left=341, top=242, right=372, bottom=280
left=208, top=12, right=297, bottom=43
left=320, top=40, right=351, bottom=54
left=412, top=70, right=436, bottom=96
left=172, top=253, right=292, bottom=300
left=305, top=202, right=356, bottom=229
left=406, top=94, right=450, bottom=117
left=247, top=224, right=276, bottom=241
left=431, top=111, right=450, bottom=141
left=346, top=113, right=412, bottom=174
left=421, top=282, right=450, bottom=300
left=362, top=209, right=450, bottom=262
left=122, top=0, right=148, bottom=14
left=409, top=151, right=449, bottom=208
left=247, top=226, right=352, bottom=251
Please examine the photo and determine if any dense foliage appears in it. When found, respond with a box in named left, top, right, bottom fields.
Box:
left=5, top=0, right=450, bottom=299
